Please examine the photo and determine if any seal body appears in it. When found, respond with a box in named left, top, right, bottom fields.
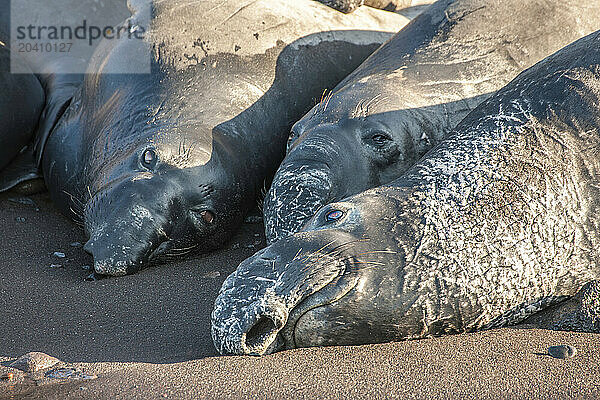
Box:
left=212, top=30, right=600, bottom=355
left=0, top=5, right=45, bottom=189
left=0, top=44, right=44, bottom=175
left=42, top=0, right=409, bottom=276
left=0, top=0, right=130, bottom=192
left=263, top=0, right=600, bottom=244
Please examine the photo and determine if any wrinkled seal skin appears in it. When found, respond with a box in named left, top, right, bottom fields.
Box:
left=553, top=281, right=600, bottom=333
left=264, top=0, right=600, bottom=244
left=212, top=31, right=600, bottom=355
left=42, top=0, right=408, bottom=276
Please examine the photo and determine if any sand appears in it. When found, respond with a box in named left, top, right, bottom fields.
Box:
left=0, top=191, right=598, bottom=399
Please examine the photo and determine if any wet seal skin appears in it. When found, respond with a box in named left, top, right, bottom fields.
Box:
left=212, top=31, right=600, bottom=355
left=41, top=0, right=409, bottom=276
left=263, top=0, right=600, bottom=244
left=0, top=43, right=44, bottom=178
left=0, top=0, right=130, bottom=194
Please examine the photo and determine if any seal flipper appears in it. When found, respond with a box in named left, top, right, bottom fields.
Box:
left=0, top=59, right=84, bottom=193
left=0, top=147, right=41, bottom=192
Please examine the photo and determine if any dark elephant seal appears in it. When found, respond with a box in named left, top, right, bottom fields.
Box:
left=212, top=30, right=600, bottom=355
left=263, top=0, right=600, bottom=244
left=0, top=2, right=43, bottom=186
left=42, top=0, right=408, bottom=276
left=0, top=0, right=130, bottom=192
left=0, top=44, right=44, bottom=176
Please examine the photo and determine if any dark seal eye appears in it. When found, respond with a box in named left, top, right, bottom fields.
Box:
left=287, top=127, right=302, bottom=152
left=325, top=209, right=344, bottom=222
left=190, top=207, right=216, bottom=227
left=141, top=148, right=158, bottom=169
left=369, top=132, right=391, bottom=146
left=201, top=210, right=215, bottom=224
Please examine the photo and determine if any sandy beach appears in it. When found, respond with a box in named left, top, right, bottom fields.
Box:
left=0, top=191, right=599, bottom=399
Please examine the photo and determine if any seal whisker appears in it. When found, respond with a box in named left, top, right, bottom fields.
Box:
left=292, top=248, right=303, bottom=261
left=61, top=189, right=85, bottom=213
left=317, top=238, right=370, bottom=258
left=166, top=247, right=200, bottom=256
left=304, top=240, right=338, bottom=263
left=168, top=243, right=201, bottom=252
left=354, top=250, right=397, bottom=256
left=163, top=249, right=197, bottom=258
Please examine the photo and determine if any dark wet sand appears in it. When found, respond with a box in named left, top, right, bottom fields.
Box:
left=0, top=191, right=598, bottom=399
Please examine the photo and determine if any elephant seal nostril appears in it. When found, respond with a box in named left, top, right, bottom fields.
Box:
left=239, top=300, right=288, bottom=356
left=245, top=316, right=277, bottom=351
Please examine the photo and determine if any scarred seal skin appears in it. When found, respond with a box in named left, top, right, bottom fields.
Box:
left=263, top=0, right=600, bottom=244
left=212, top=30, right=600, bottom=355
left=41, top=0, right=409, bottom=276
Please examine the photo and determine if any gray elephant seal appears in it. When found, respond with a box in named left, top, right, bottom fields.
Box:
left=42, top=0, right=408, bottom=276
left=263, top=0, right=600, bottom=244
left=212, top=30, right=600, bottom=355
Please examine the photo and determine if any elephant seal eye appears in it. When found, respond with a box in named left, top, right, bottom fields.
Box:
left=141, top=149, right=157, bottom=169
left=371, top=133, right=390, bottom=146
left=201, top=210, right=215, bottom=224
left=325, top=209, right=344, bottom=222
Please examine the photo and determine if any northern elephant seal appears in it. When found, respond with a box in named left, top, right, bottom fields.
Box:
left=212, top=30, right=600, bottom=355
left=264, top=0, right=600, bottom=244
left=0, top=44, right=44, bottom=176
left=0, top=0, right=131, bottom=192
left=42, top=0, right=409, bottom=276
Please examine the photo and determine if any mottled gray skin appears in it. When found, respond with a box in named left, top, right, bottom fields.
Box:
left=264, top=0, right=600, bottom=244
left=553, top=281, right=600, bottom=333
left=318, top=0, right=365, bottom=13
left=317, top=0, right=429, bottom=13
left=42, top=0, right=406, bottom=276
left=212, top=31, right=600, bottom=355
